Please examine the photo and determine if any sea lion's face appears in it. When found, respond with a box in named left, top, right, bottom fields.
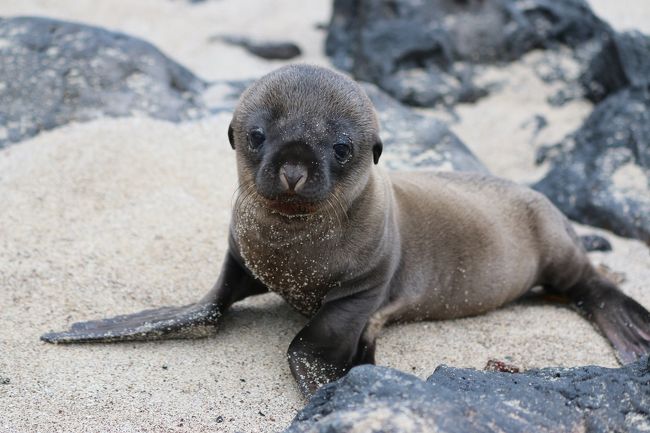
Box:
left=229, top=65, right=382, bottom=217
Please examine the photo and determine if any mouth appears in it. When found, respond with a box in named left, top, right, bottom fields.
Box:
left=259, top=194, right=320, bottom=216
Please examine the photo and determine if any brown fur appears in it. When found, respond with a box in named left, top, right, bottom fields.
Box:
left=229, top=65, right=590, bottom=324
left=227, top=66, right=649, bottom=396
left=42, top=64, right=650, bottom=398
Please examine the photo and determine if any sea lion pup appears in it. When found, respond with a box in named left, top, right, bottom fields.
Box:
left=42, top=64, right=650, bottom=397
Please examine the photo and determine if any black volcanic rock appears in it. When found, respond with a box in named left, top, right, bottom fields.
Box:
left=213, top=35, right=302, bottom=60
left=363, top=83, right=487, bottom=174
left=0, top=16, right=207, bottom=148
left=285, top=357, right=650, bottom=433
left=581, top=31, right=650, bottom=102
left=534, top=88, right=650, bottom=244
left=534, top=30, right=650, bottom=244
left=326, top=0, right=610, bottom=108
left=579, top=234, right=612, bottom=252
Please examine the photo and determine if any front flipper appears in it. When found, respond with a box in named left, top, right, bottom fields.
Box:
left=569, top=274, right=650, bottom=364
left=41, top=251, right=267, bottom=344
left=287, top=291, right=381, bottom=397
left=41, top=303, right=220, bottom=343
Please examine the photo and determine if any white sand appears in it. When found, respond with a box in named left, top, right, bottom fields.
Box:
left=1, top=1, right=649, bottom=432
left=433, top=48, right=593, bottom=184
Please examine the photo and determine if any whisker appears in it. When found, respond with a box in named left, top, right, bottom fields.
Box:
left=327, top=196, right=343, bottom=239
left=234, top=183, right=256, bottom=218
left=230, top=183, right=246, bottom=207
left=331, top=192, right=349, bottom=227
left=241, top=185, right=257, bottom=215
left=323, top=197, right=339, bottom=239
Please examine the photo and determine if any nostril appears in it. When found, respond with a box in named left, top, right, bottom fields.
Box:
left=281, top=173, right=303, bottom=190
left=280, top=164, right=308, bottom=192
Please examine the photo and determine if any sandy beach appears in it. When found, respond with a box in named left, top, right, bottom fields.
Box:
left=1, top=1, right=649, bottom=432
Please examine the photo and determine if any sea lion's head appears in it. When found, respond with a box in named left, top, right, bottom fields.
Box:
left=228, top=64, right=382, bottom=217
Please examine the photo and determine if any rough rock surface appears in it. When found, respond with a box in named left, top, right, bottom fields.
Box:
left=326, top=0, right=609, bottom=108
left=581, top=31, right=650, bottom=102
left=534, top=88, right=650, bottom=244
left=363, top=83, right=487, bottom=173
left=0, top=16, right=207, bottom=148
left=285, top=357, right=650, bottom=433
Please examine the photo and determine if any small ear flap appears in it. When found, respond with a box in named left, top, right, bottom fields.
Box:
left=372, top=138, right=383, bottom=164
left=228, top=123, right=235, bottom=149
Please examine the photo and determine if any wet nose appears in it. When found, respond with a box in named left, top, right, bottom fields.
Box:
left=279, top=163, right=307, bottom=192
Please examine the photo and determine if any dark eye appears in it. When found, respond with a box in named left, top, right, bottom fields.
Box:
left=333, top=143, right=352, bottom=161
left=249, top=128, right=265, bottom=150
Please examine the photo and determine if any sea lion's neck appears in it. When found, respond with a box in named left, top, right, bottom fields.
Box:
left=230, top=194, right=345, bottom=315
left=229, top=171, right=388, bottom=316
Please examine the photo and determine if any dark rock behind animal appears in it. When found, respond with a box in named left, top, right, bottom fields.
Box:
left=581, top=31, right=650, bottom=103
left=326, top=0, right=609, bottom=108
left=580, top=234, right=612, bottom=252
left=534, top=88, right=650, bottom=244
left=284, top=356, right=650, bottom=433
left=0, top=17, right=207, bottom=148
left=213, top=35, right=302, bottom=60
left=362, top=83, right=488, bottom=174
left=533, top=30, right=650, bottom=244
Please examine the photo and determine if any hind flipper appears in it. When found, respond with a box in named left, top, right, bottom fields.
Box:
left=587, top=294, right=650, bottom=364
left=570, top=275, right=650, bottom=364
left=41, top=251, right=267, bottom=344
